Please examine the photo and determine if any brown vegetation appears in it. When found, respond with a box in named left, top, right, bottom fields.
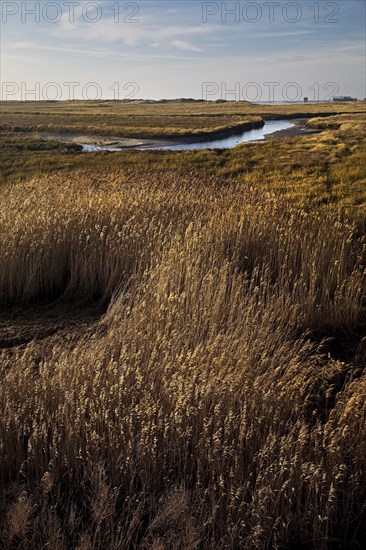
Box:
left=1, top=99, right=364, bottom=139
left=0, top=103, right=365, bottom=548
left=0, top=166, right=365, bottom=548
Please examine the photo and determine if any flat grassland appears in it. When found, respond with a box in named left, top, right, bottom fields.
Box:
left=0, top=101, right=365, bottom=549
left=1, top=99, right=363, bottom=142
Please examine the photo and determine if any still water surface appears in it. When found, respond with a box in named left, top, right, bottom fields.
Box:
left=80, top=120, right=295, bottom=152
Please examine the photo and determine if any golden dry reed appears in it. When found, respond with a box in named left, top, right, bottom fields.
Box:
left=0, top=170, right=365, bottom=549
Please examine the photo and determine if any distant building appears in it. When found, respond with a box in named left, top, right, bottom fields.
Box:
left=333, top=96, right=357, bottom=102
left=304, top=97, right=309, bottom=102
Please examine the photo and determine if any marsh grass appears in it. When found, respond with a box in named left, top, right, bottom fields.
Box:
left=1, top=104, right=365, bottom=549
left=0, top=167, right=365, bottom=548
left=1, top=99, right=364, bottom=143
left=2, top=109, right=366, bottom=232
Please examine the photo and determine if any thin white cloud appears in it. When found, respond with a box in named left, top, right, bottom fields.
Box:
left=171, top=40, right=202, bottom=52
left=9, top=37, right=365, bottom=67
left=9, top=41, right=208, bottom=62
left=53, top=17, right=217, bottom=48
left=244, top=30, right=315, bottom=38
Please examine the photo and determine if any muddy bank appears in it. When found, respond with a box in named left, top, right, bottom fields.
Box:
left=38, top=133, right=149, bottom=149
left=0, top=302, right=104, bottom=350
left=264, top=118, right=322, bottom=141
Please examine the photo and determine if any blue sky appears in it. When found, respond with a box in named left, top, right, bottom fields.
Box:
left=1, top=0, right=365, bottom=100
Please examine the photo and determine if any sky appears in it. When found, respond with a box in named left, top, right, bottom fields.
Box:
left=1, top=0, right=365, bottom=101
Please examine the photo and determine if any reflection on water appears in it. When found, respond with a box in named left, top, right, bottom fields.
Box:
left=80, top=120, right=295, bottom=153
left=154, top=120, right=294, bottom=150
left=80, top=144, right=123, bottom=152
